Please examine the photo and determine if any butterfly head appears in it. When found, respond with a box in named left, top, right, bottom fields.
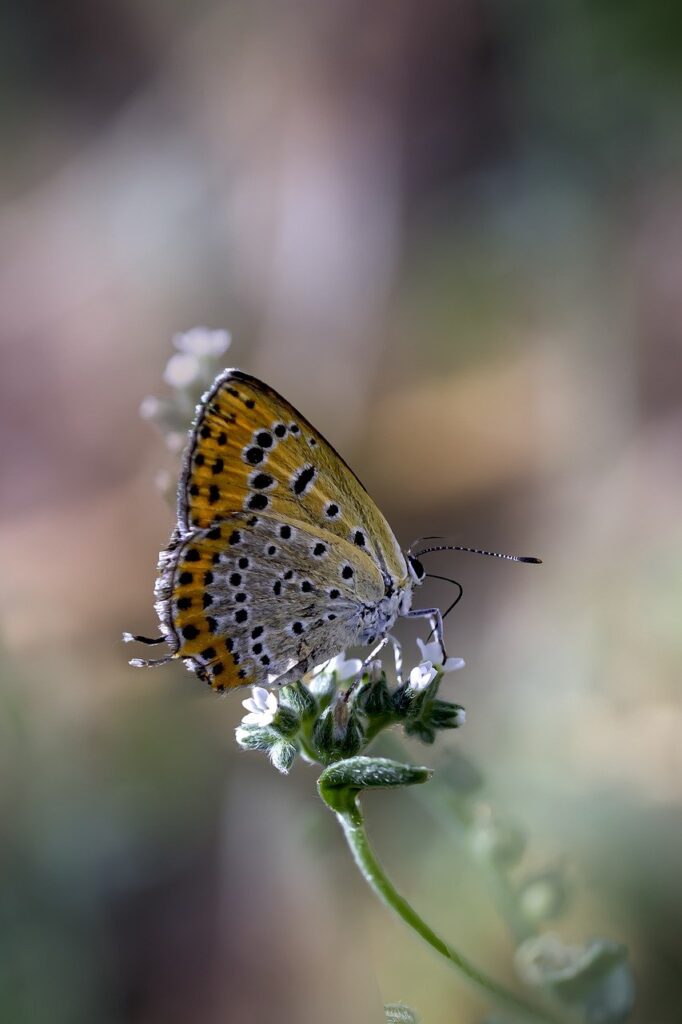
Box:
left=406, top=555, right=426, bottom=586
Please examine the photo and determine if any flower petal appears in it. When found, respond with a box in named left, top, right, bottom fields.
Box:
left=265, top=691, right=279, bottom=714
left=409, top=661, right=437, bottom=692
left=173, top=326, right=232, bottom=357
left=416, top=638, right=442, bottom=664
left=442, top=657, right=465, bottom=673
left=251, top=686, right=271, bottom=711
left=241, top=711, right=262, bottom=726
left=336, top=658, right=363, bottom=681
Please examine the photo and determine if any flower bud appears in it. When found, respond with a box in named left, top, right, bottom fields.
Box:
left=278, top=680, right=317, bottom=721
left=518, top=868, right=570, bottom=924
left=427, top=699, right=465, bottom=729
left=403, top=719, right=436, bottom=744
left=272, top=705, right=301, bottom=739
left=358, top=674, right=393, bottom=717
left=515, top=934, right=634, bottom=1020
left=314, top=694, right=364, bottom=761
left=392, top=684, right=412, bottom=716
left=470, top=816, right=526, bottom=868
left=234, top=725, right=280, bottom=752
left=269, top=739, right=298, bottom=774
left=312, top=704, right=334, bottom=755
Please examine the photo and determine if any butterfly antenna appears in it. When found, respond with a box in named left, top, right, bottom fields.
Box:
left=425, top=573, right=464, bottom=618
left=414, top=543, right=541, bottom=565
left=424, top=573, right=463, bottom=642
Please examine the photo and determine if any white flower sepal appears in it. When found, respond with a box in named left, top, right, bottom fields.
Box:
left=416, top=638, right=465, bottom=674
left=241, top=687, right=278, bottom=726
left=173, top=326, right=232, bottom=357
left=408, top=661, right=438, bottom=693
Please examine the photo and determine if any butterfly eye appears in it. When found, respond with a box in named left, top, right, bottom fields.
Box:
left=408, top=556, right=425, bottom=582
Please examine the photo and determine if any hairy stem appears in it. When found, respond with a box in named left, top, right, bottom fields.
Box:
left=334, top=798, right=563, bottom=1024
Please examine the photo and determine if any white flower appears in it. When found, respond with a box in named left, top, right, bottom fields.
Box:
left=408, top=661, right=438, bottom=692
left=173, top=326, right=231, bottom=357
left=306, top=653, right=363, bottom=695
left=454, top=707, right=466, bottom=726
left=241, top=686, right=278, bottom=726
left=325, top=654, right=363, bottom=682
left=416, top=638, right=465, bottom=674
left=163, top=352, right=201, bottom=388
left=139, top=395, right=161, bottom=420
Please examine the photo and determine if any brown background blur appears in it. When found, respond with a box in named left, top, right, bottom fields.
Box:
left=1, top=2, right=681, bottom=1022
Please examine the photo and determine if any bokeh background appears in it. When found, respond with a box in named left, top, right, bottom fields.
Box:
left=1, top=2, right=681, bottom=1022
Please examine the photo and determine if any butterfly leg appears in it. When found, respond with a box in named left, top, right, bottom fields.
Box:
left=405, top=607, right=447, bottom=662
left=344, top=634, right=405, bottom=700
left=342, top=636, right=393, bottom=699
left=386, top=634, right=404, bottom=684
left=123, top=632, right=166, bottom=646
left=364, top=635, right=392, bottom=668
left=128, top=653, right=176, bottom=668
left=123, top=631, right=177, bottom=667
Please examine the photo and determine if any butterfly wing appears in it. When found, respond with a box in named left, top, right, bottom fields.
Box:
left=156, top=511, right=385, bottom=689
left=177, top=369, right=408, bottom=586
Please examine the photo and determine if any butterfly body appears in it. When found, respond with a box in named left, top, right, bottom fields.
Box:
left=131, top=368, right=431, bottom=690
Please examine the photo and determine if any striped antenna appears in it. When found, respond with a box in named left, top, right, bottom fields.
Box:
left=412, top=543, right=541, bottom=565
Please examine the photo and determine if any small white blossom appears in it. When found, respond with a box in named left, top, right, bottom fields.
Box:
left=416, top=638, right=465, bottom=673
left=306, top=653, right=363, bottom=695
left=163, top=352, right=201, bottom=388
left=454, top=707, right=466, bottom=726
left=139, top=395, right=161, bottom=420
left=173, top=326, right=232, bottom=357
left=165, top=431, right=186, bottom=452
left=408, top=661, right=438, bottom=692
left=325, top=654, right=363, bottom=681
left=241, top=686, right=278, bottom=726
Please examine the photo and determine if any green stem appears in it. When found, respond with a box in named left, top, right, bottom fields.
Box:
left=335, top=798, right=563, bottom=1024
left=380, top=735, right=539, bottom=944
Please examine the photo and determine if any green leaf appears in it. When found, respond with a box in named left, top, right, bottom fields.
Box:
left=318, top=756, right=432, bottom=812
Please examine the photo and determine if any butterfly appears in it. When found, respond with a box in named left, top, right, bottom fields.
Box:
left=126, top=369, right=539, bottom=690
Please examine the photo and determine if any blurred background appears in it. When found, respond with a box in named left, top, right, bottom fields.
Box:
left=1, top=1, right=681, bottom=1021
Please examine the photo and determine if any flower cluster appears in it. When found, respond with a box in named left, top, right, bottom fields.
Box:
left=235, top=646, right=465, bottom=774
left=140, top=327, right=232, bottom=455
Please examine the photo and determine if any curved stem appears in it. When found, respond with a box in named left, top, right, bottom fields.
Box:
left=335, top=799, right=563, bottom=1024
